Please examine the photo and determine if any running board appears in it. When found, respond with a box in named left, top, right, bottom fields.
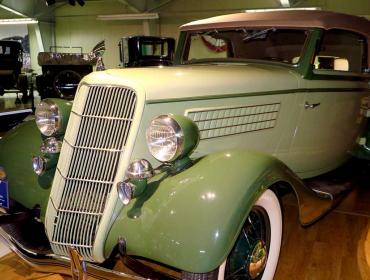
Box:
left=308, top=180, right=354, bottom=208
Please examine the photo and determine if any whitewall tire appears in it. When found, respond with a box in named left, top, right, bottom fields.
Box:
left=182, top=189, right=282, bottom=280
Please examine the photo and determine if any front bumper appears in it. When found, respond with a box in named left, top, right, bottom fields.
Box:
left=0, top=227, right=144, bottom=280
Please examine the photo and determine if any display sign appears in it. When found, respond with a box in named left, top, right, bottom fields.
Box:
left=0, top=179, right=9, bottom=209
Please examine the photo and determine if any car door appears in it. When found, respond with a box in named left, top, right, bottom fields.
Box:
left=288, top=29, right=370, bottom=178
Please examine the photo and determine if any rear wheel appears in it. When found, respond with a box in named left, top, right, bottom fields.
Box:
left=182, top=189, right=282, bottom=280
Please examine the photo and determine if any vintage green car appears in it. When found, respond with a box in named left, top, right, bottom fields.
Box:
left=0, top=10, right=369, bottom=280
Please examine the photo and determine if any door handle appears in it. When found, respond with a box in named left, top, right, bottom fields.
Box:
left=304, top=101, right=321, bottom=109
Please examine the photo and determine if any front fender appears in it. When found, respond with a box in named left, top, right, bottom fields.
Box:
left=105, top=149, right=331, bottom=273
left=0, top=121, right=54, bottom=219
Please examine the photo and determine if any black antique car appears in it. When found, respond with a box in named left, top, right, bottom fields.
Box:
left=36, top=37, right=175, bottom=100
left=0, top=40, right=28, bottom=101
left=35, top=49, right=97, bottom=100
left=119, top=36, right=175, bottom=67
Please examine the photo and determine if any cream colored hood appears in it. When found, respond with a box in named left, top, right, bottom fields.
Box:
left=81, top=63, right=300, bottom=102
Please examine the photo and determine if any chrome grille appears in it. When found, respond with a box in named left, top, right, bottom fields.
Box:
left=49, top=85, right=137, bottom=261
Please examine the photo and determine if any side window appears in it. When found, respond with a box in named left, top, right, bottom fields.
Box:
left=0, top=46, right=11, bottom=55
left=315, top=29, right=367, bottom=73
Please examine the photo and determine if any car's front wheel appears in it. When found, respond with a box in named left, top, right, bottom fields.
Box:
left=182, top=189, right=282, bottom=280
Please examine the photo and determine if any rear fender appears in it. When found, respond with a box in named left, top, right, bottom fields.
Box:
left=105, top=149, right=332, bottom=273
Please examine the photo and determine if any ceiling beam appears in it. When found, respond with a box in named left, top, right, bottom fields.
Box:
left=146, top=0, right=173, bottom=12
left=0, top=3, right=28, bottom=17
left=117, top=0, right=142, bottom=12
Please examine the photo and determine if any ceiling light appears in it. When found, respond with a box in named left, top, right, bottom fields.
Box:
left=0, top=18, right=38, bottom=25
left=97, top=13, right=159, bottom=20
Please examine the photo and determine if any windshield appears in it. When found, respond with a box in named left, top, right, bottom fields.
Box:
left=140, top=41, right=170, bottom=58
left=181, top=28, right=308, bottom=65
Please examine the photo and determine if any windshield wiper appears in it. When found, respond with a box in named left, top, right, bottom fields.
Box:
left=242, top=28, right=276, bottom=41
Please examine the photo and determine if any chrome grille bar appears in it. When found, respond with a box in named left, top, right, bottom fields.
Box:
left=49, top=85, right=137, bottom=262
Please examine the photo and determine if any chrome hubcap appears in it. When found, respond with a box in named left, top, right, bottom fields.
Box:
left=247, top=240, right=268, bottom=279
left=225, top=206, right=270, bottom=279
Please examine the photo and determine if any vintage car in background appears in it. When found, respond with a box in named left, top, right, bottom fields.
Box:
left=0, top=40, right=28, bottom=102
left=0, top=10, right=369, bottom=280
left=119, top=36, right=175, bottom=67
left=36, top=37, right=175, bottom=100
left=35, top=43, right=105, bottom=100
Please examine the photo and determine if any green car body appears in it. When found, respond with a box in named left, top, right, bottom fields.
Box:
left=0, top=10, right=369, bottom=279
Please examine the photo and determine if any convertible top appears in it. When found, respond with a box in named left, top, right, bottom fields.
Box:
left=180, top=10, right=370, bottom=67
left=37, top=52, right=97, bottom=66
left=180, top=10, right=370, bottom=37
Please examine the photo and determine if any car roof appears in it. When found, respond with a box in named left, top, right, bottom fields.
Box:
left=180, top=10, right=370, bottom=39
left=181, top=10, right=370, bottom=69
left=0, top=40, right=22, bottom=47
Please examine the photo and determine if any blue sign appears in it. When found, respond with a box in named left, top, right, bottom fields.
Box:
left=0, top=180, right=9, bottom=209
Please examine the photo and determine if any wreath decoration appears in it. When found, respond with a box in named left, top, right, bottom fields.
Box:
left=200, top=35, right=227, bottom=53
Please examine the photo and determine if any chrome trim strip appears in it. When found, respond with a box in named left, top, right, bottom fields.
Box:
left=147, top=87, right=369, bottom=104
left=64, top=139, right=123, bottom=153
left=0, top=109, right=32, bottom=117
left=55, top=168, right=114, bottom=184
left=58, top=209, right=104, bottom=216
left=72, top=112, right=134, bottom=121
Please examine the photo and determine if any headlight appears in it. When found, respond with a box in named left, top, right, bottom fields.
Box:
left=35, top=100, right=61, bottom=136
left=146, top=114, right=199, bottom=162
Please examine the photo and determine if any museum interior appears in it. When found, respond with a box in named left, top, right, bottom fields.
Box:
left=0, top=0, right=369, bottom=279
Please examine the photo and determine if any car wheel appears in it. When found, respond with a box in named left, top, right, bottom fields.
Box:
left=182, top=189, right=282, bottom=280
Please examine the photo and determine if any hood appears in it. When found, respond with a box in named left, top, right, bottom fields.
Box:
left=81, top=63, right=300, bottom=102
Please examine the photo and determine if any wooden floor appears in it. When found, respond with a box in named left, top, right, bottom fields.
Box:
left=0, top=93, right=369, bottom=279
left=0, top=180, right=368, bottom=280
left=275, top=193, right=370, bottom=280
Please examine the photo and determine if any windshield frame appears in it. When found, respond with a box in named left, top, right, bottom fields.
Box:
left=178, top=27, right=310, bottom=67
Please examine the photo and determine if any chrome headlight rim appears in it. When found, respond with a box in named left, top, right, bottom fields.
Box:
left=35, top=99, right=61, bottom=137
left=146, top=114, right=185, bottom=163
